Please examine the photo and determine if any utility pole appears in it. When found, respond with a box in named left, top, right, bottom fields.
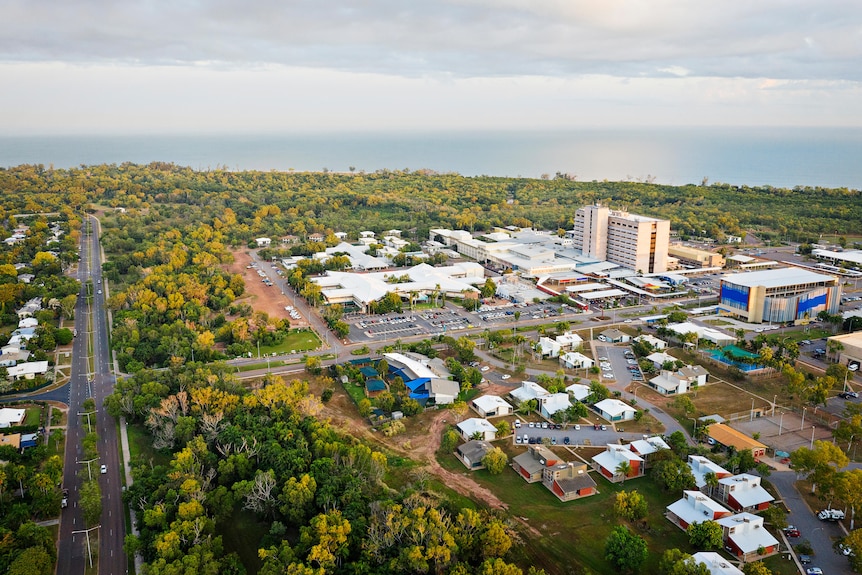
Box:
left=77, top=410, right=96, bottom=433
left=72, top=525, right=101, bottom=568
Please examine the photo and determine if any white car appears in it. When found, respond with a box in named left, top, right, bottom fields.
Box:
left=574, top=424, right=580, bottom=431
left=501, top=374, right=511, bottom=380
left=100, top=464, right=107, bottom=474
left=480, top=366, right=490, bottom=372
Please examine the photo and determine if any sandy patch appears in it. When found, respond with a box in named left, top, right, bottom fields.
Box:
left=225, top=249, right=308, bottom=327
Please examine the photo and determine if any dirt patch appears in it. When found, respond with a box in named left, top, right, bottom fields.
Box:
left=225, top=249, right=308, bottom=327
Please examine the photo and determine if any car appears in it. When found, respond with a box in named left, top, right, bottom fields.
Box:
left=97, top=289, right=102, bottom=295
left=805, top=568, right=823, bottom=575
left=501, top=374, right=511, bottom=380
left=541, top=422, right=549, bottom=429
left=563, top=437, right=571, bottom=445
left=839, top=543, right=855, bottom=557
left=598, top=357, right=609, bottom=361
left=528, top=437, right=537, bottom=444
left=100, top=464, right=107, bottom=474
left=551, top=437, right=557, bottom=445
left=480, top=366, right=490, bottom=372
left=846, top=391, right=859, bottom=398
left=529, top=422, right=535, bottom=428
left=624, top=319, right=633, bottom=323
left=61, top=497, right=68, bottom=508
left=798, top=554, right=811, bottom=564
left=515, top=436, right=522, bottom=444
left=574, top=424, right=580, bottom=431
left=784, top=526, right=800, bottom=537
left=514, top=419, right=521, bottom=428
left=601, top=425, right=607, bottom=431
left=818, top=508, right=845, bottom=521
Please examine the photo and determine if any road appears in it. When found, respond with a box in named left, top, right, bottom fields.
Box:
left=56, top=215, right=126, bottom=575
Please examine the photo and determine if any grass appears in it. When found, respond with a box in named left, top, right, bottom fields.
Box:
left=24, top=405, right=43, bottom=426
left=126, top=422, right=171, bottom=468
left=235, top=360, right=291, bottom=372
left=258, top=329, right=322, bottom=355
left=342, top=379, right=368, bottom=406
left=436, top=448, right=692, bottom=575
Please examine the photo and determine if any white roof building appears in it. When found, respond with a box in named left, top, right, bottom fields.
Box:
left=593, top=398, right=637, bottom=422
left=318, top=242, right=389, bottom=270
left=539, top=393, right=572, bottom=418
left=537, top=337, right=562, bottom=358
left=7, top=361, right=49, bottom=380
left=471, top=395, right=513, bottom=418
left=646, top=351, right=677, bottom=369
left=559, top=352, right=594, bottom=370
left=691, top=552, right=744, bottom=575
left=716, top=513, right=779, bottom=558
left=510, top=381, right=549, bottom=404
left=592, top=444, right=644, bottom=482
left=0, top=408, right=26, bottom=428
left=383, top=353, right=438, bottom=380
left=716, top=474, right=774, bottom=512
left=628, top=436, right=670, bottom=458
left=555, top=331, right=583, bottom=350
left=634, top=334, right=667, bottom=350
left=667, top=322, right=736, bottom=346
left=688, top=455, right=732, bottom=489
left=666, top=491, right=732, bottom=529
left=255, top=237, right=271, bottom=247
left=17, top=317, right=38, bottom=329
left=456, top=418, right=498, bottom=441
left=564, top=383, right=592, bottom=402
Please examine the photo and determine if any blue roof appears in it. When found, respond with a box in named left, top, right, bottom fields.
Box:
left=406, top=377, right=430, bottom=392
left=365, top=378, right=387, bottom=392
left=359, top=366, right=379, bottom=377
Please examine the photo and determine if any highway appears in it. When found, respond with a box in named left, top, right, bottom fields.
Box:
left=56, top=215, right=126, bottom=575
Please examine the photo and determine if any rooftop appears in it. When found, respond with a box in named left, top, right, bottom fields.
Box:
left=721, top=267, right=837, bottom=289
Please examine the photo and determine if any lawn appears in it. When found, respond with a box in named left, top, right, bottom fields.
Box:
left=24, top=404, right=43, bottom=426
left=436, top=449, right=692, bottom=575
left=341, top=378, right=368, bottom=406
left=258, top=329, right=322, bottom=355
left=216, top=508, right=270, bottom=574
left=127, top=422, right=171, bottom=468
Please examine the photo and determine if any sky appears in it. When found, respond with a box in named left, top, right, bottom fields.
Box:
left=1, top=0, right=861, bottom=134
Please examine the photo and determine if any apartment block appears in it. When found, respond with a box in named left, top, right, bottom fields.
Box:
left=572, top=204, right=670, bottom=273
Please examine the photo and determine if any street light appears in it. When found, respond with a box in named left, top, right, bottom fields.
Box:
left=77, top=410, right=96, bottom=433
left=76, top=457, right=99, bottom=481
left=800, top=407, right=806, bottom=430
left=810, top=425, right=816, bottom=450
left=72, top=525, right=101, bottom=568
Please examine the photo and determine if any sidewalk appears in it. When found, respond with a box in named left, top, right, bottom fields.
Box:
left=119, top=416, right=143, bottom=574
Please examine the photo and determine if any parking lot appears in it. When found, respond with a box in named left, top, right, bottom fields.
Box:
left=474, top=301, right=583, bottom=325
left=347, top=309, right=477, bottom=340
left=593, top=344, right=642, bottom=384
left=512, top=419, right=645, bottom=447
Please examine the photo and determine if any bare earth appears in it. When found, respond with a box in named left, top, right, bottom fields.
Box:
left=225, top=249, right=308, bottom=327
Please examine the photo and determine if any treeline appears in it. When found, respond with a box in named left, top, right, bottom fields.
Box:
left=107, top=364, right=543, bottom=575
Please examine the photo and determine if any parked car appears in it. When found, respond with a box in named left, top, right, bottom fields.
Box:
left=798, top=554, right=811, bottom=564
left=480, top=366, right=490, bottom=372
left=818, top=508, right=845, bottom=521
left=839, top=543, right=855, bottom=557
left=514, top=419, right=521, bottom=428
left=501, top=374, right=511, bottom=380
left=515, top=436, right=522, bottom=444
left=574, top=424, right=580, bottom=431
left=784, top=526, right=800, bottom=537
left=563, top=437, right=571, bottom=445
left=805, top=568, right=823, bottom=575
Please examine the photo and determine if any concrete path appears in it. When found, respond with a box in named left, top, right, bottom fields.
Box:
left=119, top=416, right=143, bottom=574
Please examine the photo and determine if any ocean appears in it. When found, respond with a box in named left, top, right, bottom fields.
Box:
left=1, top=127, right=860, bottom=189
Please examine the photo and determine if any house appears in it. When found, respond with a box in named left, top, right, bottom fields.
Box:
left=648, top=365, right=708, bottom=396
left=0, top=408, right=26, bottom=428
left=565, top=383, right=591, bottom=402
left=471, top=395, right=513, bottom=418
left=593, top=398, right=637, bottom=422
left=627, top=435, right=670, bottom=467
left=716, top=513, right=779, bottom=561
left=646, top=351, right=678, bottom=370
left=455, top=440, right=493, bottom=470
left=666, top=490, right=732, bottom=530
left=0, top=345, right=31, bottom=368
left=20, top=432, right=39, bottom=449
left=634, top=334, right=667, bottom=350
left=17, top=274, right=35, bottom=284
left=512, top=445, right=562, bottom=483
left=426, top=379, right=460, bottom=405
left=598, top=328, right=630, bottom=343
left=17, top=317, right=38, bottom=329
left=542, top=462, right=597, bottom=501
left=6, top=361, right=50, bottom=380
left=555, top=331, right=584, bottom=351
left=308, top=233, right=326, bottom=242
left=509, top=381, right=549, bottom=405
left=559, top=352, right=594, bottom=370
left=0, top=433, right=21, bottom=449
left=456, top=418, right=497, bottom=441
left=255, top=237, right=271, bottom=247
left=537, top=337, right=562, bottom=358
left=16, top=297, right=42, bottom=319
left=592, top=444, right=644, bottom=482
left=539, top=393, right=572, bottom=419
left=688, top=455, right=732, bottom=490
left=715, top=474, right=774, bottom=512
left=691, top=552, right=744, bottom=575
left=8, top=327, right=37, bottom=347
left=706, top=424, right=767, bottom=458
left=281, top=235, right=300, bottom=245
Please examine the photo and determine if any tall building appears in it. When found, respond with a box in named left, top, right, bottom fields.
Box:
left=571, top=204, right=670, bottom=273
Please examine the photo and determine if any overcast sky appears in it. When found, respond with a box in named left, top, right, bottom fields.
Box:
left=1, top=0, right=860, bottom=134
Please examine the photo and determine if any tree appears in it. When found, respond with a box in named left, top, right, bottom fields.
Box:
left=790, top=440, right=849, bottom=494
left=615, top=460, right=632, bottom=483
left=614, top=490, right=648, bottom=521
left=304, top=356, right=322, bottom=375
left=833, top=468, right=862, bottom=530
left=440, top=428, right=460, bottom=453
left=742, top=562, right=773, bottom=575
left=652, top=458, right=696, bottom=492
left=481, top=448, right=508, bottom=475
left=604, top=526, right=648, bottom=573
left=8, top=546, right=54, bottom=575
left=80, top=480, right=102, bottom=527
left=687, top=520, right=723, bottom=550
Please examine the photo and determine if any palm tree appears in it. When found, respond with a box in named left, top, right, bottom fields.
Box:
left=704, top=471, right=718, bottom=497
left=615, top=460, right=632, bottom=483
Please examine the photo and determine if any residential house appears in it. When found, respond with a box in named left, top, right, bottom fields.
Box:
left=565, top=383, right=591, bottom=403
left=715, top=474, right=774, bottom=512
left=455, top=440, right=493, bottom=470
left=364, top=378, right=387, bottom=398
left=8, top=327, right=37, bottom=347
left=512, top=445, right=562, bottom=483
left=539, top=393, right=572, bottom=419
left=555, top=331, right=583, bottom=351
left=706, top=424, right=767, bottom=458
left=0, top=408, right=26, bottom=428
left=559, top=352, right=594, bottom=370
left=593, top=398, right=637, bottom=422
left=648, top=365, right=708, bottom=396
left=542, top=462, right=597, bottom=501
left=716, top=513, right=779, bottom=561
left=598, top=328, right=630, bottom=343
left=17, top=317, right=38, bottom=329
left=6, top=361, right=49, bottom=380
left=17, top=273, right=34, bottom=284
left=646, top=351, right=678, bottom=370
left=592, top=444, right=644, bottom=482
left=509, top=381, right=549, bottom=405
left=691, top=552, right=744, bottom=575
left=0, top=344, right=31, bottom=368
left=20, top=433, right=39, bottom=449
left=426, top=379, right=460, bottom=405
left=0, top=433, right=21, bottom=449
left=456, top=418, right=497, bottom=441
left=627, top=435, right=670, bottom=468
left=281, top=235, right=300, bottom=245
left=255, top=237, right=271, bottom=247
left=307, top=233, right=326, bottom=242
left=688, top=455, right=732, bottom=491
left=16, top=297, right=42, bottom=319
left=634, top=334, right=667, bottom=350
left=537, top=337, right=562, bottom=358
left=666, top=490, right=732, bottom=530
left=471, top=395, right=513, bottom=418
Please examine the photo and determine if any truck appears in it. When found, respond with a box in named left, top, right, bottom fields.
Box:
left=817, top=508, right=845, bottom=521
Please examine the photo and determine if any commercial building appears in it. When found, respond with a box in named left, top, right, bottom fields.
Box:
left=571, top=204, right=670, bottom=273
left=826, top=331, right=862, bottom=371
left=718, top=267, right=841, bottom=324
left=668, top=244, right=725, bottom=269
